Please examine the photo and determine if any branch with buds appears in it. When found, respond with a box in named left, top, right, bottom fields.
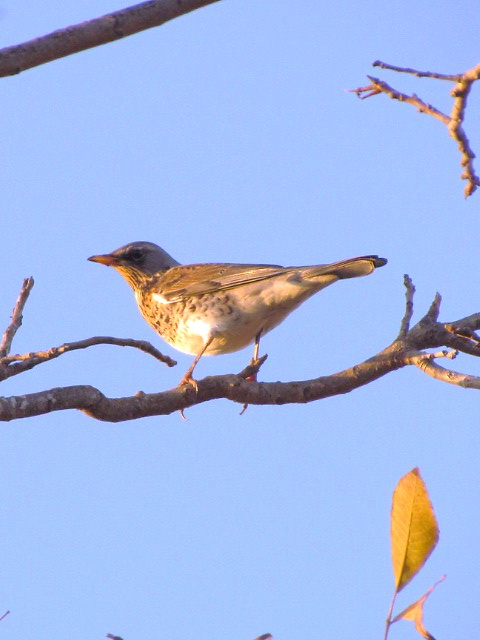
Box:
left=353, top=60, right=480, bottom=198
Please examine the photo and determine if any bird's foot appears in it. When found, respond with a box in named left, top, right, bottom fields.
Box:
left=239, top=353, right=268, bottom=381
left=179, top=372, right=199, bottom=392
left=244, top=370, right=258, bottom=383
left=239, top=353, right=268, bottom=415
left=240, top=401, right=250, bottom=415
left=178, top=374, right=198, bottom=419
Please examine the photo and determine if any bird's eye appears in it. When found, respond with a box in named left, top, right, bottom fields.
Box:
left=128, top=249, right=144, bottom=263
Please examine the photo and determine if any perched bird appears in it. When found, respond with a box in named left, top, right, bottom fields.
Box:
left=88, top=242, right=387, bottom=385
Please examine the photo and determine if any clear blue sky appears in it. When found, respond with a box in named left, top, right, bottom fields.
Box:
left=1, top=1, right=479, bottom=638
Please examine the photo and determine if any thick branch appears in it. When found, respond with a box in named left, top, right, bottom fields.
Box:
left=0, top=0, right=219, bottom=77
left=0, top=350, right=404, bottom=422
left=3, top=276, right=480, bottom=421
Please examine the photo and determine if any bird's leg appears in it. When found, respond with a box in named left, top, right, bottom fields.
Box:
left=249, top=331, right=262, bottom=373
left=252, top=333, right=260, bottom=363
left=240, top=331, right=263, bottom=415
left=179, top=334, right=215, bottom=390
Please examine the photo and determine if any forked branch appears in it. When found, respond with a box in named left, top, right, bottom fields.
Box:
left=1, top=276, right=480, bottom=421
left=0, top=281, right=176, bottom=384
left=353, top=61, right=480, bottom=198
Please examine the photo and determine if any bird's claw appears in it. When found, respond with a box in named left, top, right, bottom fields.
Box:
left=240, top=357, right=264, bottom=414
left=179, top=373, right=198, bottom=392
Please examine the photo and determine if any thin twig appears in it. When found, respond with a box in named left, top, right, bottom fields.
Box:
left=0, top=277, right=34, bottom=357
left=448, top=64, right=480, bottom=197
left=397, top=274, right=415, bottom=338
left=0, top=336, right=176, bottom=382
left=445, top=316, right=480, bottom=349
left=373, top=60, right=462, bottom=82
left=413, top=358, right=480, bottom=388
left=353, top=61, right=480, bottom=197
left=238, top=354, right=268, bottom=380
left=404, top=349, right=457, bottom=366
left=424, top=292, right=442, bottom=324
left=361, top=76, right=450, bottom=125
left=384, top=590, right=397, bottom=640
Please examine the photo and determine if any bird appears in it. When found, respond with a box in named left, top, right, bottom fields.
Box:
left=88, top=241, right=387, bottom=386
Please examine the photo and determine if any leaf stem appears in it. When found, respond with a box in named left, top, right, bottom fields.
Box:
left=383, top=590, right=397, bottom=640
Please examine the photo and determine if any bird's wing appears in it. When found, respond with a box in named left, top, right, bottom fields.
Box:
left=155, top=263, right=287, bottom=302
left=153, top=255, right=386, bottom=302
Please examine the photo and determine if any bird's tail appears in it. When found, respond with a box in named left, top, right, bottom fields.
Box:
left=300, top=255, right=387, bottom=280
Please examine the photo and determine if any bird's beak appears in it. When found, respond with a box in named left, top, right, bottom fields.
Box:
left=88, top=253, right=120, bottom=267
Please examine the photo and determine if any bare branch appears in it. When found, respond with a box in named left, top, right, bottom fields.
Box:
left=406, top=304, right=480, bottom=357
left=353, top=61, right=480, bottom=197
left=424, top=292, right=442, bottom=323
left=0, top=0, right=220, bottom=78
left=3, top=277, right=480, bottom=421
left=445, top=313, right=480, bottom=348
left=0, top=351, right=404, bottom=422
left=414, top=358, right=480, bottom=389
left=355, top=76, right=449, bottom=125
left=397, top=274, right=415, bottom=338
left=448, top=64, right=480, bottom=197
left=0, top=279, right=176, bottom=382
left=0, top=336, right=176, bottom=382
left=0, top=277, right=34, bottom=357
left=404, top=349, right=458, bottom=366
left=372, top=60, right=462, bottom=82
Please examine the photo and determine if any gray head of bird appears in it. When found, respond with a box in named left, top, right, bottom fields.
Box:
left=88, top=241, right=180, bottom=288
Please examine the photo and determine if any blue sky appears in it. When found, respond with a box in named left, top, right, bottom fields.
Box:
left=1, top=1, right=480, bottom=638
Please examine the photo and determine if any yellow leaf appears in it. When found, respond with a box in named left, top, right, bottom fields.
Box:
left=392, top=575, right=445, bottom=639
left=391, top=468, right=439, bottom=592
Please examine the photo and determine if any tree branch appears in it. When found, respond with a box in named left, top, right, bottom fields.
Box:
left=397, top=274, right=415, bottom=338
left=352, top=61, right=480, bottom=198
left=0, top=0, right=220, bottom=77
left=0, top=335, right=176, bottom=382
left=372, top=60, right=463, bottom=82
left=3, top=275, right=480, bottom=421
left=0, top=279, right=176, bottom=382
left=0, top=353, right=401, bottom=422
left=413, top=358, right=480, bottom=388
left=0, top=277, right=34, bottom=357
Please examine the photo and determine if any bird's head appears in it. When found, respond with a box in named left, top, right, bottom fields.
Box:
left=88, top=241, right=180, bottom=288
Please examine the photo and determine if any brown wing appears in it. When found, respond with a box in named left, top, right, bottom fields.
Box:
left=156, top=263, right=287, bottom=302
left=155, top=255, right=386, bottom=302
